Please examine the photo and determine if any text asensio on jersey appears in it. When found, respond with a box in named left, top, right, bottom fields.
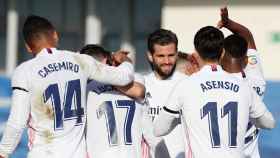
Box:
left=38, top=61, right=79, bottom=78
left=200, top=80, right=239, bottom=92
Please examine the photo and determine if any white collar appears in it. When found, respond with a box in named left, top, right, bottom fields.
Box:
left=36, top=48, right=57, bottom=57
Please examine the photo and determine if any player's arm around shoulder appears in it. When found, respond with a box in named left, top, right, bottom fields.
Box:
left=76, top=52, right=134, bottom=86
left=115, top=73, right=145, bottom=101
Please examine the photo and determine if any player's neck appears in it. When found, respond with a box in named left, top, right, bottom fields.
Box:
left=200, top=60, right=219, bottom=68
left=32, top=43, right=56, bottom=56
left=221, top=56, right=245, bottom=73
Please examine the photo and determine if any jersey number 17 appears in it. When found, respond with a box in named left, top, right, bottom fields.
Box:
left=97, top=100, right=136, bottom=146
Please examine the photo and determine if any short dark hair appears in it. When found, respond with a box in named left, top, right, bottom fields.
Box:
left=194, top=26, right=224, bottom=61
left=80, top=44, right=112, bottom=65
left=224, top=34, right=248, bottom=58
left=147, top=29, right=178, bottom=54
left=23, top=15, right=55, bottom=46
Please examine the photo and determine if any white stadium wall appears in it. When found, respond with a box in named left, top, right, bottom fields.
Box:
left=162, top=0, right=280, bottom=80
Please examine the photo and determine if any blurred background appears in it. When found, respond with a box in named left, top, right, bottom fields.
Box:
left=0, top=0, right=279, bottom=157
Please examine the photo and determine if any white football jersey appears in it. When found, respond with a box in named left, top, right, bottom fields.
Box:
left=144, top=71, right=186, bottom=158
left=165, top=65, right=268, bottom=158
left=245, top=49, right=266, bottom=98
left=243, top=49, right=266, bottom=158
left=9, top=48, right=133, bottom=158
left=86, top=81, right=145, bottom=158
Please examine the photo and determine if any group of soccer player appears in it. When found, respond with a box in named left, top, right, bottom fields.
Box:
left=0, top=6, right=276, bottom=158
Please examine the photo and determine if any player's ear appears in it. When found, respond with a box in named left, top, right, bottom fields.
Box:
left=53, top=31, right=59, bottom=45
left=192, top=51, right=203, bottom=68
left=219, top=49, right=225, bottom=64
left=24, top=43, right=32, bottom=53
left=147, top=51, right=153, bottom=63
left=244, top=55, right=248, bottom=67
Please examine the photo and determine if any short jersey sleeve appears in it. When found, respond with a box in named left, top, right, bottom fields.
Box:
left=249, top=88, right=268, bottom=119
left=11, top=63, right=30, bottom=92
left=76, top=53, right=134, bottom=86
left=164, top=80, right=185, bottom=116
left=245, top=49, right=266, bottom=98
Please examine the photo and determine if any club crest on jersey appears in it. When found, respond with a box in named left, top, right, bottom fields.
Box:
left=146, top=92, right=151, bottom=98
left=248, top=55, right=258, bottom=65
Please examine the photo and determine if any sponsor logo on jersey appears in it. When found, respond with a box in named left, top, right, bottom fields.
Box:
left=144, top=92, right=163, bottom=121
left=148, top=106, right=162, bottom=121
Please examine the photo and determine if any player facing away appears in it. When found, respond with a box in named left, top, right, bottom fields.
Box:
left=81, top=45, right=170, bottom=158
left=0, top=16, right=134, bottom=158
left=218, top=7, right=269, bottom=158
left=153, top=26, right=275, bottom=158
left=144, top=29, right=186, bottom=158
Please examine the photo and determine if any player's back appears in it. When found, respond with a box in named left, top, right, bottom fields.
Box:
left=15, top=48, right=90, bottom=158
left=86, top=81, right=144, bottom=158
left=177, top=65, right=252, bottom=158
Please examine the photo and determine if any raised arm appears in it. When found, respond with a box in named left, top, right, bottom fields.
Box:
left=217, top=7, right=256, bottom=49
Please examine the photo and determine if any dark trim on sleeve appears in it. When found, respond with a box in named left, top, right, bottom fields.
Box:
left=163, top=106, right=180, bottom=114
left=12, top=87, right=29, bottom=92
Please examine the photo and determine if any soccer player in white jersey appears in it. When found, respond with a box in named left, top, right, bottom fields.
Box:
left=153, top=26, right=275, bottom=158
left=217, top=7, right=267, bottom=158
left=0, top=15, right=134, bottom=158
left=144, top=29, right=186, bottom=158
left=81, top=45, right=170, bottom=158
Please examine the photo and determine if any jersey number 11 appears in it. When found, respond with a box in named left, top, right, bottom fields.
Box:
left=201, top=101, right=238, bottom=148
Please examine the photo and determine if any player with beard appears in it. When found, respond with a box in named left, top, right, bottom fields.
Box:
left=80, top=44, right=170, bottom=158
left=143, top=29, right=186, bottom=158
left=153, top=26, right=275, bottom=158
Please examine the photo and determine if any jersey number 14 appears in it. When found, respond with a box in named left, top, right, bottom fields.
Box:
left=43, top=79, right=84, bottom=130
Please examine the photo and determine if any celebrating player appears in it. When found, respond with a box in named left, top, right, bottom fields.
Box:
left=218, top=7, right=267, bottom=158
left=144, top=29, right=186, bottom=158
left=153, top=26, right=275, bottom=158
left=80, top=45, right=170, bottom=158
left=0, top=15, right=134, bottom=158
